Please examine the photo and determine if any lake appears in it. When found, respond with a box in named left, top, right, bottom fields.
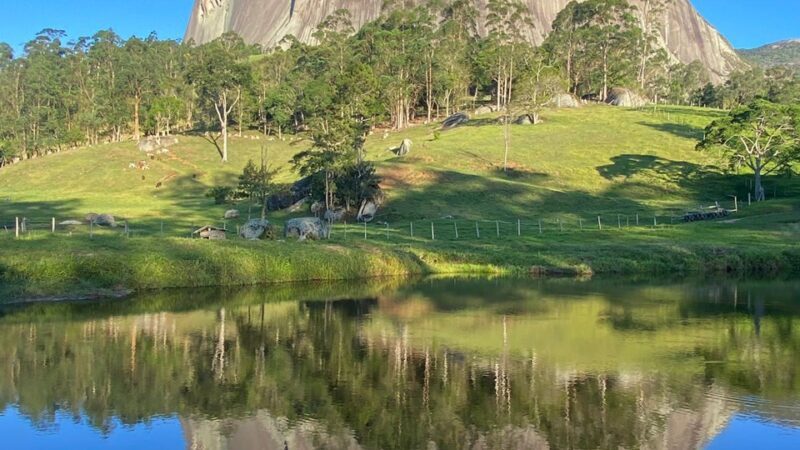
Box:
left=0, top=277, right=798, bottom=449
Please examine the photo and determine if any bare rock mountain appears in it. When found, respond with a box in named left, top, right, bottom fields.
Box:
left=185, top=0, right=744, bottom=81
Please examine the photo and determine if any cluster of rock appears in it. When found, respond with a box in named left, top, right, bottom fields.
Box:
left=284, top=217, right=329, bottom=241
left=550, top=93, right=581, bottom=108
left=138, top=136, right=179, bottom=154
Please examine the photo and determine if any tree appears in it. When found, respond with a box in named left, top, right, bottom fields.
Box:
left=239, top=149, right=275, bottom=218
left=291, top=116, right=368, bottom=211
left=187, top=33, right=253, bottom=162
left=698, top=100, right=800, bottom=202
left=636, top=0, right=670, bottom=90
left=515, top=51, right=565, bottom=124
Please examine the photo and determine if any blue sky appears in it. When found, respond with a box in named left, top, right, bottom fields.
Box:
left=0, top=0, right=798, bottom=54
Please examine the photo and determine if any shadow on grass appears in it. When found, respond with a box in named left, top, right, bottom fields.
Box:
left=639, top=122, right=705, bottom=140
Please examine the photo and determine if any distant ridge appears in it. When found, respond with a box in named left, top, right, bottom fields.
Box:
left=739, top=39, right=800, bottom=68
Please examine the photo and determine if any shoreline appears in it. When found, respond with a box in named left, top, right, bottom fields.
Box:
left=2, top=235, right=798, bottom=303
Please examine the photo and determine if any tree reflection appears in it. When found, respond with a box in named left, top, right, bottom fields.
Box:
left=0, top=278, right=797, bottom=449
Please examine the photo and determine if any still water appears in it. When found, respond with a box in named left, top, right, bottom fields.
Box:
left=0, top=277, right=799, bottom=449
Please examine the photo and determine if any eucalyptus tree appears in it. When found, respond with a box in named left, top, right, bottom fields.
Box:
left=636, top=0, right=670, bottom=90
left=698, top=100, right=800, bottom=202
left=186, top=33, right=254, bottom=162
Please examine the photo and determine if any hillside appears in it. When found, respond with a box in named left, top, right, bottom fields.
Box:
left=185, top=0, right=744, bottom=82
left=739, top=39, right=800, bottom=68
left=2, top=105, right=800, bottom=299
left=0, top=105, right=749, bottom=226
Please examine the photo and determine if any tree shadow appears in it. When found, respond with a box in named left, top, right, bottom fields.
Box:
left=638, top=122, right=705, bottom=140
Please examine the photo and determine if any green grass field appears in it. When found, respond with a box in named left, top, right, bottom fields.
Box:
left=1, top=104, right=799, bottom=299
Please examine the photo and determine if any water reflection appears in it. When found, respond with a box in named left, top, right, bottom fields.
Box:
left=0, top=277, right=798, bottom=449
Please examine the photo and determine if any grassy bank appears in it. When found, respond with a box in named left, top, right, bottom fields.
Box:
left=2, top=199, right=798, bottom=300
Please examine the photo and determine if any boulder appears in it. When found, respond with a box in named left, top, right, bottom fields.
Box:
left=287, top=197, right=308, bottom=213
left=550, top=93, right=581, bottom=108
left=606, top=88, right=647, bottom=107
left=86, top=213, right=116, bottom=227
left=224, top=209, right=240, bottom=219
left=59, top=220, right=83, bottom=226
left=442, top=112, right=469, bottom=129
left=239, top=218, right=273, bottom=240
left=138, top=136, right=179, bottom=153
left=284, top=217, right=329, bottom=241
left=310, top=201, right=325, bottom=215
left=514, top=114, right=534, bottom=125
left=357, top=200, right=378, bottom=223
left=474, top=105, right=494, bottom=115
left=396, top=138, right=413, bottom=157
left=324, top=207, right=346, bottom=222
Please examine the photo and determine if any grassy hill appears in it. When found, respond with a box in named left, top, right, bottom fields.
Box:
left=1, top=105, right=799, bottom=299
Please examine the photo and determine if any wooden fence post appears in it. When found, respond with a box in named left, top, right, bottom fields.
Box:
left=454, top=221, right=459, bottom=239
left=51, top=217, right=55, bottom=233
left=364, top=222, right=367, bottom=240
left=734, top=196, right=738, bottom=212
left=475, top=221, right=480, bottom=238
left=160, top=221, right=164, bottom=237
left=431, top=222, right=435, bottom=241
left=410, top=221, right=414, bottom=237
left=579, top=218, right=583, bottom=230
left=517, top=219, right=521, bottom=236
left=538, top=220, right=542, bottom=234
left=654, top=216, right=658, bottom=227
left=598, top=216, right=602, bottom=231
left=15, top=217, right=19, bottom=239
left=617, top=215, right=621, bottom=229
left=636, top=214, right=639, bottom=226
left=748, top=193, right=751, bottom=206
left=496, top=221, right=500, bottom=237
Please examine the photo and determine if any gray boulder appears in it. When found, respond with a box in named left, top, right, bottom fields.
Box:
left=240, top=218, right=273, bottom=240
left=59, top=220, right=83, bottom=226
left=442, top=112, right=469, bottom=129
left=285, top=217, right=329, bottom=241
left=138, top=136, right=179, bottom=153
left=606, top=88, right=647, bottom=107
left=357, top=201, right=378, bottom=223
left=550, top=93, right=581, bottom=108
left=85, top=213, right=117, bottom=227
left=224, top=209, right=240, bottom=219
left=396, top=138, right=413, bottom=156
left=324, top=207, right=346, bottom=222
left=514, top=114, right=534, bottom=125
left=474, top=105, right=494, bottom=115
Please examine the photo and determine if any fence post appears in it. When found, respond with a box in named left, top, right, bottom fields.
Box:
left=385, top=223, right=389, bottom=239
left=538, top=220, right=542, bottom=234
left=52, top=217, right=55, bottom=233
left=496, top=221, right=500, bottom=238
left=617, top=215, right=621, bottom=229
left=410, top=221, right=414, bottom=238
left=364, top=222, right=367, bottom=240
left=125, top=220, right=130, bottom=238
left=579, top=218, right=583, bottom=230
left=454, top=221, right=459, bottom=239
left=15, top=217, right=19, bottom=239
left=598, top=216, right=602, bottom=231
left=636, top=214, right=639, bottom=226
left=517, top=219, right=521, bottom=236
left=626, top=216, right=630, bottom=227
left=344, top=221, right=348, bottom=240
left=90, top=220, right=94, bottom=239
left=748, top=193, right=751, bottom=206
left=431, top=222, right=435, bottom=241
left=559, top=218, right=563, bottom=233
left=475, top=221, right=480, bottom=238
left=654, top=216, right=658, bottom=228
left=734, top=196, right=738, bottom=212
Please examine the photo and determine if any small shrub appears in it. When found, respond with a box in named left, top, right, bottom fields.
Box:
left=207, top=186, right=234, bottom=204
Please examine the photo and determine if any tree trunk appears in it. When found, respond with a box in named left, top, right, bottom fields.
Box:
left=754, top=162, right=765, bottom=202
left=133, top=95, right=141, bottom=140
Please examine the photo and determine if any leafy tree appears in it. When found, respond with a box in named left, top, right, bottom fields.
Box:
left=699, top=100, right=800, bottom=201
left=515, top=51, right=565, bottom=124
left=335, top=162, right=383, bottom=212
left=239, top=149, right=275, bottom=218
left=186, top=33, right=253, bottom=162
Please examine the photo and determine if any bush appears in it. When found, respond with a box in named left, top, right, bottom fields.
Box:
left=206, top=186, right=234, bottom=204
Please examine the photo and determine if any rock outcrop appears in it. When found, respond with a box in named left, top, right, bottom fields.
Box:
left=606, top=88, right=647, bottom=107
left=285, top=217, right=329, bottom=240
left=240, top=218, right=273, bottom=240
left=185, top=0, right=745, bottom=82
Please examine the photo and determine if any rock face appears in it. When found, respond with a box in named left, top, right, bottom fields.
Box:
left=138, top=136, right=178, bottom=154
left=285, top=217, right=329, bottom=240
left=606, top=88, right=647, bottom=107
left=185, top=0, right=744, bottom=82
left=85, top=213, right=117, bottom=227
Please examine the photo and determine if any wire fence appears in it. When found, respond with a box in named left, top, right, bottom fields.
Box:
left=2, top=196, right=747, bottom=244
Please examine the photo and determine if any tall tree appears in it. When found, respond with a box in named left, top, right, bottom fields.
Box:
left=187, top=33, right=253, bottom=162
left=698, top=100, right=800, bottom=202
